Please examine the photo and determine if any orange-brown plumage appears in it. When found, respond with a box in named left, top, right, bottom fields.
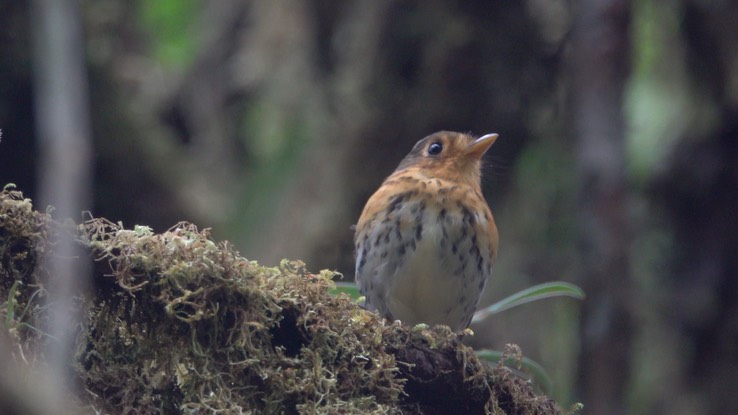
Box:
left=354, top=131, right=498, bottom=330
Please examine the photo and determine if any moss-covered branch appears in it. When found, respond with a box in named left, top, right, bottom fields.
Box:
left=0, top=184, right=561, bottom=414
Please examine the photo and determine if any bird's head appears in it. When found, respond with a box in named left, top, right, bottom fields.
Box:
left=396, top=131, right=498, bottom=189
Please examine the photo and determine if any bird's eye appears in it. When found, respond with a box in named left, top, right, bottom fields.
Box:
left=427, top=142, right=443, bottom=156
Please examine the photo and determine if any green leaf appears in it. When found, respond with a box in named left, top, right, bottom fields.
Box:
left=476, top=349, right=553, bottom=394
left=473, top=281, right=584, bottom=323
left=330, top=282, right=362, bottom=300
left=5, top=280, right=21, bottom=324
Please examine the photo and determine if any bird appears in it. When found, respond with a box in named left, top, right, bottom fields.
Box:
left=354, top=131, right=499, bottom=331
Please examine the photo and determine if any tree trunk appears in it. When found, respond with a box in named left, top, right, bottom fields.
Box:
left=569, top=1, right=633, bottom=414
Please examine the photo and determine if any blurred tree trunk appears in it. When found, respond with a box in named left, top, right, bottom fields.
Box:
left=30, top=0, right=92, bottom=405
left=652, top=2, right=738, bottom=413
left=569, top=1, right=633, bottom=414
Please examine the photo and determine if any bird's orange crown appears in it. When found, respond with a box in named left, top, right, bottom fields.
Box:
left=395, top=131, right=498, bottom=191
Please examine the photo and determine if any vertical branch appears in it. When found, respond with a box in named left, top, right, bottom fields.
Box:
left=570, top=0, right=633, bottom=414
left=30, top=0, right=92, bottom=404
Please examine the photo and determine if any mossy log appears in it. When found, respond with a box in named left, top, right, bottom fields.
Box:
left=0, top=185, right=561, bottom=414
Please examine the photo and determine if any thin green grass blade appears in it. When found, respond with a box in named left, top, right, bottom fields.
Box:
left=473, top=281, right=585, bottom=323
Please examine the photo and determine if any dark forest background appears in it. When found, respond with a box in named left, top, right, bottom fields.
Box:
left=1, top=1, right=737, bottom=414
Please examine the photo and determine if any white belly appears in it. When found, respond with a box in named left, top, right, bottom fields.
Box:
left=385, top=220, right=484, bottom=329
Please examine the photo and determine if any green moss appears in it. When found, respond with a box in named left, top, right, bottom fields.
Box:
left=1, top=184, right=563, bottom=414
left=77, top=218, right=403, bottom=413
left=0, top=184, right=53, bottom=352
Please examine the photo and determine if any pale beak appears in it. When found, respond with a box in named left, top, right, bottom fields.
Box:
left=465, top=133, right=498, bottom=159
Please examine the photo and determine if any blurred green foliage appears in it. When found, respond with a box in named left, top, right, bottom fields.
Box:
left=625, top=0, right=718, bottom=183
left=138, top=0, right=198, bottom=67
